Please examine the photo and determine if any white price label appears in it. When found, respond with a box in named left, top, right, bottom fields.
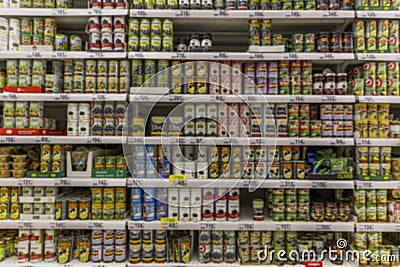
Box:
left=129, top=137, right=144, bottom=144
left=359, top=224, right=375, bottom=231
left=200, top=223, right=216, bottom=230
left=289, top=95, right=306, bottom=102
left=53, top=8, right=67, bottom=15
left=239, top=223, right=254, bottom=230
left=174, top=52, right=187, bottom=59
left=172, top=137, right=186, bottom=145
left=51, top=222, right=66, bottom=229
left=55, top=94, right=70, bottom=101
left=90, top=52, right=105, bottom=58
left=315, top=224, right=332, bottom=231
left=360, top=96, right=375, bottom=103
left=176, top=10, right=190, bottom=17
left=366, top=11, right=377, bottom=17
left=18, top=179, right=33, bottom=186
left=214, top=10, right=228, bottom=16
left=217, top=52, right=229, bottom=59
left=4, top=136, right=16, bottom=143
left=18, top=222, right=34, bottom=229
left=245, top=95, right=257, bottom=102
left=88, top=136, right=103, bottom=144
left=127, top=179, right=135, bottom=187
left=5, top=92, right=18, bottom=100
left=327, top=10, right=338, bottom=17
left=162, top=222, right=178, bottom=229
left=286, top=11, right=301, bottom=17
left=319, top=53, right=334, bottom=60
left=93, top=94, right=106, bottom=101
left=135, top=10, right=148, bottom=16
left=287, top=53, right=299, bottom=59
left=250, top=138, right=265, bottom=145
left=275, top=223, right=292, bottom=230
left=214, top=95, right=226, bottom=101
left=290, top=138, right=306, bottom=145
left=93, top=179, right=109, bottom=187
left=169, top=95, right=184, bottom=102
left=53, top=51, right=67, bottom=59
left=133, top=52, right=145, bottom=58
left=311, top=181, right=328, bottom=188
left=322, top=95, right=337, bottom=102
left=55, top=178, right=71, bottom=186
left=131, top=222, right=145, bottom=229
left=134, top=95, right=150, bottom=101
left=330, top=138, right=346, bottom=145
left=90, top=222, right=104, bottom=229
left=280, top=180, right=296, bottom=188
left=253, top=53, right=264, bottom=59
left=90, top=8, right=103, bottom=15
left=29, top=51, right=42, bottom=58
left=253, top=11, right=265, bottom=17
left=358, top=139, right=372, bottom=146
left=35, top=136, right=52, bottom=144
left=358, top=181, right=373, bottom=189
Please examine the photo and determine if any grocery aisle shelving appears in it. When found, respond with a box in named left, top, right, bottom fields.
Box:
left=355, top=138, right=400, bottom=147
left=356, top=53, right=400, bottom=61
left=0, top=136, right=125, bottom=144
left=355, top=180, right=400, bottom=189
left=0, top=178, right=127, bottom=187
left=0, top=257, right=123, bottom=267
left=356, top=223, right=400, bottom=232
left=356, top=10, right=400, bottom=18
left=0, top=220, right=126, bottom=230
left=1, top=93, right=127, bottom=102
left=0, top=51, right=127, bottom=60
left=0, top=8, right=127, bottom=16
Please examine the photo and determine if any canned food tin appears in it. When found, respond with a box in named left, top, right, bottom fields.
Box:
left=114, top=33, right=126, bottom=51
left=89, top=32, right=101, bottom=51
left=101, top=33, right=113, bottom=51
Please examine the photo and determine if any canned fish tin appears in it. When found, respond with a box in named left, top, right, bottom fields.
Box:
left=253, top=198, right=264, bottom=221
left=21, top=18, right=33, bottom=34
left=91, top=245, right=102, bottom=262
left=89, top=32, right=101, bottom=51
left=44, top=18, right=56, bottom=36
left=114, top=33, right=126, bottom=51
left=140, top=19, right=150, bottom=36
left=102, top=33, right=113, bottom=51
left=115, top=245, right=126, bottom=262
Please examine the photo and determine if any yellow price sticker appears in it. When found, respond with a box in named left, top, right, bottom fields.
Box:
left=160, top=217, right=178, bottom=229
left=169, top=175, right=187, bottom=186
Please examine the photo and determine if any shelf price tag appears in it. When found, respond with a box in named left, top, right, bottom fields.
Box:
left=54, top=178, right=71, bottom=186
left=134, top=10, right=148, bottom=16
left=200, top=223, right=216, bottom=230
left=358, top=224, right=375, bottom=232
left=214, top=10, right=228, bottom=16
left=327, top=10, right=338, bottom=17
left=357, top=139, right=372, bottom=146
left=359, top=96, right=375, bottom=103
left=35, top=136, right=52, bottom=144
left=93, top=179, right=109, bottom=187
left=250, top=138, right=265, bottom=145
left=275, top=223, right=292, bottom=231
left=357, top=181, right=373, bottom=189
left=290, top=138, right=305, bottom=145
left=129, top=137, right=144, bottom=144
left=319, top=53, right=334, bottom=60
left=289, top=95, right=305, bottom=102
left=4, top=136, right=16, bottom=144
left=315, top=224, right=332, bottom=231
left=18, top=179, right=33, bottom=186
left=169, top=175, right=187, bottom=186
left=169, top=95, right=184, bottom=102
left=87, top=136, right=103, bottom=144
left=161, top=218, right=178, bottom=229
left=133, top=94, right=150, bottom=101
left=311, top=181, right=328, bottom=189
left=52, top=8, right=67, bottom=15
left=131, top=222, right=145, bottom=230
left=50, top=222, right=66, bottom=229
left=280, top=180, right=296, bottom=188
left=217, top=52, right=229, bottom=59
left=89, top=222, right=105, bottom=229
left=4, top=92, right=18, bottom=100
left=176, top=10, right=190, bottom=16
left=239, top=223, right=254, bottom=230
left=286, top=11, right=301, bottom=17
left=322, top=95, right=337, bottom=102
left=366, top=11, right=377, bottom=17
left=92, top=94, right=107, bottom=101
left=90, top=52, right=105, bottom=58
left=171, top=137, right=186, bottom=145
left=29, top=51, right=42, bottom=58
left=330, top=138, right=346, bottom=145
left=133, top=52, right=145, bottom=58
left=174, top=52, right=187, bottom=59
left=90, top=8, right=103, bottom=15
left=54, top=93, right=70, bottom=101
left=18, top=222, right=34, bottom=229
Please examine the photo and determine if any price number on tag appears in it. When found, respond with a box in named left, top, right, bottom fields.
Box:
left=239, top=223, right=254, bottom=230
left=177, top=10, right=190, bottom=16
left=54, top=9, right=67, bottom=15
left=131, top=222, right=145, bottom=229
left=246, top=95, right=257, bottom=102
left=358, top=181, right=373, bottom=189
left=30, top=51, right=42, bottom=58
left=169, top=175, right=187, bottom=186
left=91, top=222, right=105, bottom=229
left=93, top=179, right=109, bottom=186
left=316, top=224, right=332, bottom=231
left=254, top=11, right=265, bottom=17
left=287, top=11, right=301, bottom=17
left=365, top=54, right=376, bottom=60
left=312, top=181, right=328, bottom=188
left=276, top=223, right=292, bottom=230
left=6, top=93, right=18, bottom=100
left=320, top=53, right=334, bottom=59
left=36, top=136, right=52, bottom=143
left=290, top=95, right=305, bottom=102
left=89, top=137, right=103, bottom=144
left=91, top=9, right=103, bottom=15
left=366, top=11, right=377, bottom=17
left=280, top=180, right=296, bottom=188
left=95, top=94, right=107, bottom=101
left=214, top=95, right=226, bottom=102
left=55, top=51, right=67, bottom=58
left=290, top=138, right=305, bottom=145
left=18, top=222, right=33, bottom=229
left=327, top=10, right=338, bottom=17
left=5, top=136, right=16, bottom=143
left=359, top=139, right=372, bottom=146
left=175, top=52, right=187, bottom=59
left=57, top=94, right=70, bottom=101
left=169, top=95, right=184, bottom=102
left=360, top=224, right=375, bottom=231
left=136, top=10, right=148, bottom=16
left=51, top=222, right=66, bottom=229
left=161, top=218, right=178, bottom=229
left=130, top=137, right=144, bottom=144
left=288, top=53, right=299, bottom=59
left=331, top=138, right=345, bottom=145
left=254, top=53, right=264, bottom=59
left=200, top=223, right=216, bottom=230
left=215, top=10, right=228, bottom=16
left=18, top=179, right=33, bottom=186
left=361, top=96, right=375, bottom=103
left=134, top=52, right=144, bottom=58
left=59, top=179, right=71, bottom=186
left=91, top=52, right=105, bottom=58
left=218, top=52, right=229, bottom=59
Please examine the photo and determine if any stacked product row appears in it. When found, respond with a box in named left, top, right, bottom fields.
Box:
left=353, top=104, right=392, bottom=138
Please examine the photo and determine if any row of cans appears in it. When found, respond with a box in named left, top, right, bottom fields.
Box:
left=88, top=16, right=126, bottom=34
left=0, top=18, right=19, bottom=51
left=356, top=146, right=391, bottom=164
left=131, top=0, right=351, bottom=9
left=67, top=117, right=124, bottom=136
left=287, top=31, right=353, bottom=53
left=89, top=0, right=128, bottom=9
left=89, top=32, right=127, bottom=52
left=354, top=119, right=392, bottom=138
left=64, top=59, right=130, bottom=76
left=129, top=19, right=173, bottom=37
left=8, top=0, right=73, bottom=8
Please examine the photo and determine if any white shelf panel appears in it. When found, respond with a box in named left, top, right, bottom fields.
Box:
left=0, top=51, right=127, bottom=59
left=0, top=178, right=126, bottom=187
left=355, top=138, right=400, bottom=147
left=127, top=137, right=353, bottom=146
left=128, top=178, right=355, bottom=189
left=356, top=223, right=400, bottom=232
left=130, top=94, right=356, bottom=103
left=130, top=9, right=354, bottom=19
left=0, top=8, right=127, bottom=16
left=356, top=53, right=400, bottom=61
left=0, top=256, right=123, bottom=267
left=357, top=10, right=400, bottom=19
left=357, top=96, right=400, bottom=104
left=1, top=93, right=127, bottom=102
left=128, top=52, right=355, bottom=61
left=3, top=220, right=127, bottom=230
left=20, top=196, right=56, bottom=203
left=355, top=180, right=400, bottom=189
left=0, top=136, right=125, bottom=144
left=128, top=218, right=354, bottom=231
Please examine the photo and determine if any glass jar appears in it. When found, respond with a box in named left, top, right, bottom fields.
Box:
left=313, top=73, right=324, bottom=95
left=324, top=73, right=336, bottom=95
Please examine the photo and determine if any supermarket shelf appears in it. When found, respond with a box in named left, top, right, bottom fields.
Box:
left=0, top=136, right=125, bottom=144
left=127, top=137, right=354, bottom=146
left=130, top=94, right=356, bottom=103
left=356, top=223, right=400, bottom=232
left=357, top=96, right=400, bottom=104
left=355, top=138, right=400, bottom=147
left=1, top=93, right=127, bottom=102
left=357, top=10, right=400, bottom=19
left=0, top=220, right=126, bottom=229
left=355, top=180, right=400, bottom=189
left=130, top=9, right=354, bottom=19
left=128, top=52, right=355, bottom=61
left=128, top=218, right=354, bottom=231
left=356, top=53, right=400, bottom=61
left=0, top=178, right=127, bottom=187
left=128, top=178, right=355, bottom=189
left=0, top=257, right=123, bottom=267
left=0, top=8, right=127, bottom=16
left=0, top=51, right=127, bottom=60
left=20, top=196, right=56, bottom=203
